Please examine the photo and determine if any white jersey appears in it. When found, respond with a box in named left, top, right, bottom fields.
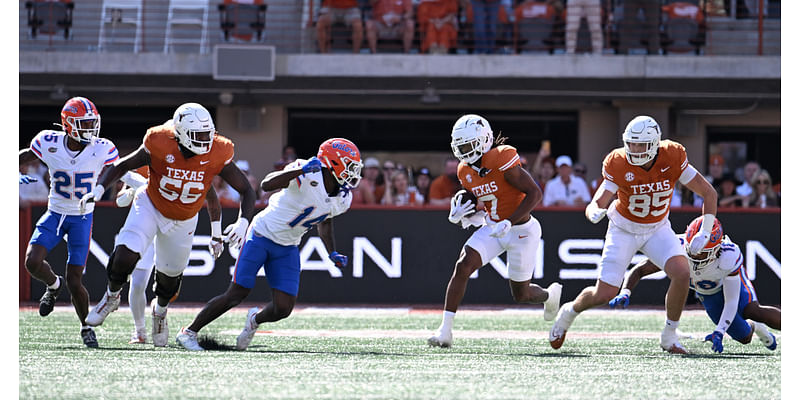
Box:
left=678, top=234, right=744, bottom=296
left=29, top=130, right=118, bottom=215
left=252, top=159, right=352, bottom=246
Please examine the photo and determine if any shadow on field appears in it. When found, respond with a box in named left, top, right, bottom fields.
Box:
left=679, top=353, right=776, bottom=359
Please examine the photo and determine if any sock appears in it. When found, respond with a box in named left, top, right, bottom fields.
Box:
left=750, top=321, right=770, bottom=341
left=108, top=287, right=121, bottom=297
left=665, top=318, right=680, bottom=332
left=560, top=301, right=579, bottom=325
left=81, top=325, right=90, bottom=331
left=183, top=327, right=197, bottom=336
left=154, top=303, right=168, bottom=315
left=47, top=278, right=60, bottom=290
left=440, top=311, right=456, bottom=332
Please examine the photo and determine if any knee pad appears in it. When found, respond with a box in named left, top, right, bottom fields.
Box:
left=106, top=248, right=139, bottom=286
left=153, top=271, right=182, bottom=302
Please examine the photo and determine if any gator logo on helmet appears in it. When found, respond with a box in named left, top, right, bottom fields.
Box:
left=332, top=142, right=357, bottom=158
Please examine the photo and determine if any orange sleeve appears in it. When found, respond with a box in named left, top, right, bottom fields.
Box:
left=494, top=145, right=521, bottom=172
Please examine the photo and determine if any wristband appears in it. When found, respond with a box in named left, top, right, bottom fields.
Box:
left=700, top=213, right=715, bottom=233
left=211, top=220, right=222, bottom=238
left=94, top=184, right=105, bottom=198
left=620, top=288, right=631, bottom=297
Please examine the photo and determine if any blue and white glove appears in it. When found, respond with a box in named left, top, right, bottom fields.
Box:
left=330, top=251, right=348, bottom=268
left=79, top=184, right=105, bottom=215
left=608, top=289, right=631, bottom=309
left=223, top=217, right=249, bottom=251
left=705, top=330, right=724, bottom=353
left=302, top=157, right=322, bottom=175
left=448, top=192, right=475, bottom=225
left=19, top=174, right=38, bottom=184
left=489, top=219, right=512, bottom=238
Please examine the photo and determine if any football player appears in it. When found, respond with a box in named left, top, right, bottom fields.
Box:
left=175, top=138, right=362, bottom=351
left=549, top=115, right=718, bottom=354
left=18, top=97, right=117, bottom=348
left=608, top=216, right=780, bottom=353
left=79, top=102, right=256, bottom=347
left=428, top=114, right=562, bottom=348
left=114, top=166, right=224, bottom=344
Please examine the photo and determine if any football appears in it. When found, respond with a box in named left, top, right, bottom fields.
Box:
left=455, top=189, right=478, bottom=207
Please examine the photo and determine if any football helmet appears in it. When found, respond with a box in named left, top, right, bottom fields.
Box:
left=317, top=138, right=363, bottom=189
left=622, top=116, right=661, bottom=166
left=173, top=103, right=215, bottom=155
left=684, top=216, right=724, bottom=268
left=60, top=97, right=101, bottom=144
left=451, top=114, right=493, bottom=164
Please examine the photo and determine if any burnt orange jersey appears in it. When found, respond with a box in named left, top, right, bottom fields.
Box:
left=143, top=124, right=234, bottom=220
left=602, top=140, right=689, bottom=224
left=457, top=145, right=524, bottom=222
left=134, top=165, right=149, bottom=179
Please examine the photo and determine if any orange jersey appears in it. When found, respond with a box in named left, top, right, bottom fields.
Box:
left=602, top=140, right=689, bottom=224
left=143, top=124, right=235, bottom=220
left=457, top=145, right=524, bottom=222
left=134, top=165, right=149, bottom=179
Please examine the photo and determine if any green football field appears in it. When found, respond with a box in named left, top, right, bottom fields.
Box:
left=19, top=306, right=780, bottom=399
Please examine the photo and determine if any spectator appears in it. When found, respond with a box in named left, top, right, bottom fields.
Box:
left=383, top=169, right=422, bottom=206
left=366, top=0, right=415, bottom=53
left=533, top=156, right=556, bottom=192
left=273, top=145, right=297, bottom=171
left=693, top=154, right=726, bottom=207
left=542, top=155, right=591, bottom=207
left=351, top=157, right=385, bottom=204
left=747, top=169, right=779, bottom=208
left=565, top=0, right=602, bottom=54
left=417, top=0, right=459, bottom=54
left=620, top=0, right=660, bottom=54
left=736, top=160, right=761, bottom=198
left=317, top=0, right=365, bottom=53
left=413, top=167, right=433, bottom=204
left=429, top=158, right=460, bottom=205
left=572, top=161, right=596, bottom=195
left=471, top=0, right=502, bottom=53
left=717, top=173, right=744, bottom=208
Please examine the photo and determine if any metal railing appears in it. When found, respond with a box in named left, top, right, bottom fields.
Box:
left=19, top=0, right=779, bottom=55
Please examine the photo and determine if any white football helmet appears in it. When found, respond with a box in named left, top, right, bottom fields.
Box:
left=622, top=115, right=661, bottom=166
left=451, top=114, right=493, bottom=164
left=173, top=103, right=215, bottom=155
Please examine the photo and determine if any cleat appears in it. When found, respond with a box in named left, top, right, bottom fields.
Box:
left=236, top=307, right=260, bottom=350
left=128, top=328, right=147, bottom=344
left=549, top=303, right=575, bottom=349
left=86, top=290, right=121, bottom=326
left=39, top=276, right=64, bottom=317
left=543, top=282, right=562, bottom=321
left=549, top=326, right=567, bottom=349
left=761, top=332, right=777, bottom=351
left=176, top=327, right=204, bottom=351
left=427, top=329, right=452, bottom=348
left=151, top=300, right=168, bottom=347
left=81, top=327, right=99, bottom=348
left=660, top=329, right=688, bottom=354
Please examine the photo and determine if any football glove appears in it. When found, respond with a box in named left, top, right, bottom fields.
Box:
left=223, top=217, right=249, bottom=251
left=460, top=210, right=488, bottom=229
left=489, top=219, right=512, bottom=238
left=79, top=184, right=105, bottom=214
left=608, top=289, right=631, bottom=309
left=448, top=192, right=475, bottom=224
left=585, top=202, right=607, bottom=224
left=208, top=220, right=224, bottom=259
left=330, top=251, right=348, bottom=268
left=115, top=186, right=136, bottom=207
left=19, top=174, right=38, bottom=184
left=705, top=330, right=724, bottom=353
left=302, top=157, right=322, bottom=174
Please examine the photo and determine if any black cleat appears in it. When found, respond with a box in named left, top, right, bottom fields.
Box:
left=39, top=276, right=64, bottom=317
left=81, top=327, right=99, bottom=348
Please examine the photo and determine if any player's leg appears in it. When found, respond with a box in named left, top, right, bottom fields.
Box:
left=743, top=301, right=781, bottom=330
left=61, top=213, right=99, bottom=347
left=641, top=225, right=690, bottom=354
left=504, top=217, right=562, bottom=320
left=550, top=223, right=636, bottom=349
left=430, top=225, right=501, bottom=348
left=26, top=211, right=67, bottom=316
left=128, top=242, right=155, bottom=343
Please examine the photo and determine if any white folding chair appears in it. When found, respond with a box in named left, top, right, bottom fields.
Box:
left=98, top=0, right=143, bottom=52
left=164, top=0, right=210, bottom=53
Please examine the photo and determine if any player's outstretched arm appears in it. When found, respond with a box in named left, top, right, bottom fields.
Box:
left=585, top=180, right=615, bottom=224
left=219, top=162, right=255, bottom=222
left=97, top=145, right=150, bottom=192
left=318, top=218, right=348, bottom=268
left=610, top=260, right=660, bottom=308
left=19, top=148, right=38, bottom=167
left=205, top=185, right=224, bottom=259
left=684, top=172, right=718, bottom=217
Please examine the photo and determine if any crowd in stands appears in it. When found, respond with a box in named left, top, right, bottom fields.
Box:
left=19, top=142, right=780, bottom=210
left=313, top=0, right=774, bottom=55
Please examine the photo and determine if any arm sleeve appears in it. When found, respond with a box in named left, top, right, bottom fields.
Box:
left=679, top=164, right=699, bottom=185
left=599, top=178, right=618, bottom=194
left=715, top=274, right=742, bottom=333
left=30, top=133, right=45, bottom=161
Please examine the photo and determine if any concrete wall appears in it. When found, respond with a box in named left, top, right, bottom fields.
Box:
left=216, top=105, right=287, bottom=179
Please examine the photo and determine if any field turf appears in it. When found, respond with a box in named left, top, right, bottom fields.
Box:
left=19, top=306, right=780, bottom=399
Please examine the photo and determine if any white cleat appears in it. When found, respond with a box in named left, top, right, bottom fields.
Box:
left=86, top=291, right=121, bottom=327
left=543, top=282, right=562, bottom=321
left=549, top=303, right=575, bottom=349
left=151, top=300, right=169, bottom=347
left=128, top=328, right=147, bottom=344
left=427, top=329, right=452, bottom=348
left=176, top=327, right=204, bottom=351
left=236, top=307, right=260, bottom=350
left=660, top=329, right=688, bottom=354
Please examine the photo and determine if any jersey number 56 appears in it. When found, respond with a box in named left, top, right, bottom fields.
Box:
left=158, top=176, right=204, bottom=204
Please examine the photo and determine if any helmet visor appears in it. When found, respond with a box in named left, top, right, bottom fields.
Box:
left=188, top=130, right=214, bottom=154
left=68, top=116, right=101, bottom=142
